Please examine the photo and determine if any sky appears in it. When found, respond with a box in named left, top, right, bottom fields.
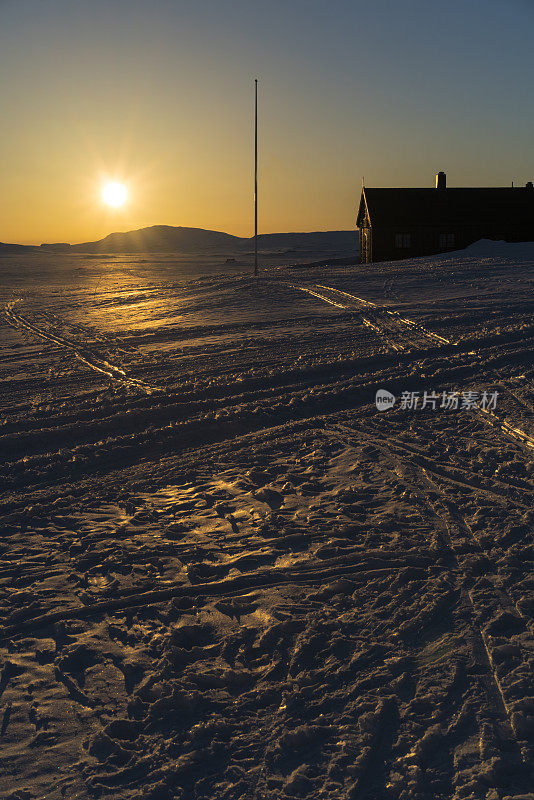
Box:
left=1, top=0, right=534, bottom=244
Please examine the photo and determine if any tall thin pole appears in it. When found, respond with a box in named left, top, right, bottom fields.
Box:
left=254, top=78, right=258, bottom=277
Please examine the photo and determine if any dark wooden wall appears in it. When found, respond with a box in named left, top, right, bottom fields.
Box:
left=360, top=224, right=534, bottom=263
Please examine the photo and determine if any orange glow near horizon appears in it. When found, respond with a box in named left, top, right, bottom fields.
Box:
left=2, top=2, right=534, bottom=246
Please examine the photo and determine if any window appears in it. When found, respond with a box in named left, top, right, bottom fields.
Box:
left=395, top=233, right=411, bottom=248
left=439, top=233, right=455, bottom=248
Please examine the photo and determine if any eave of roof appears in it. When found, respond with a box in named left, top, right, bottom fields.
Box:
left=356, top=188, right=369, bottom=227
left=360, top=187, right=534, bottom=227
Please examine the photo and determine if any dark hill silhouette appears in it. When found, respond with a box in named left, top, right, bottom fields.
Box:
left=71, top=226, right=242, bottom=253
left=1, top=226, right=356, bottom=255
left=0, top=242, right=40, bottom=253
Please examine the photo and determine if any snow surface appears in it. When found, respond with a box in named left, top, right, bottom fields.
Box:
left=0, top=242, right=533, bottom=799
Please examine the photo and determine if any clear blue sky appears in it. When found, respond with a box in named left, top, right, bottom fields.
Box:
left=1, top=0, right=533, bottom=242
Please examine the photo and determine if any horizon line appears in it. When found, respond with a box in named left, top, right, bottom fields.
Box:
left=3, top=225, right=357, bottom=249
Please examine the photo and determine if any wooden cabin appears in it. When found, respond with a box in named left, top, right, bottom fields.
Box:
left=357, top=172, right=534, bottom=263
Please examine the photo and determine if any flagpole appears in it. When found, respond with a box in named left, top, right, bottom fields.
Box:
left=254, top=78, right=258, bottom=277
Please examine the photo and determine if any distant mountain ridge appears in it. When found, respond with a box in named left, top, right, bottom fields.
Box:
left=70, top=226, right=241, bottom=253
left=1, top=225, right=356, bottom=254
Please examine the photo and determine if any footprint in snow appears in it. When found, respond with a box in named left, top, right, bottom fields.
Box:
left=253, top=487, right=284, bottom=509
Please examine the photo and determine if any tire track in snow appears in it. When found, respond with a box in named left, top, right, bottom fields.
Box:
left=474, top=398, right=534, bottom=451
left=418, top=468, right=533, bottom=767
left=0, top=555, right=426, bottom=640
left=290, top=282, right=452, bottom=352
left=293, top=282, right=534, bottom=454
left=4, top=301, right=160, bottom=394
left=314, top=283, right=453, bottom=345
left=330, top=421, right=532, bottom=772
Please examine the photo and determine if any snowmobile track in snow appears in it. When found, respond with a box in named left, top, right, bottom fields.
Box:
left=0, top=552, right=429, bottom=640
left=4, top=300, right=160, bottom=394
left=330, top=420, right=533, bottom=770
left=292, top=282, right=534, bottom=454
left=292, top=282, right=453, bottom=347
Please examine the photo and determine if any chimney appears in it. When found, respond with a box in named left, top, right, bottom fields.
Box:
left=436, top=171, right=446, bottom=190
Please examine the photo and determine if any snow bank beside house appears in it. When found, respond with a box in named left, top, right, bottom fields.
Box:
left=463, top=238, right=534, bottom=258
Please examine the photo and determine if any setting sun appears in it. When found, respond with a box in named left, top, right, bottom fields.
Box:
left=102, top=181, right=128, bottom=208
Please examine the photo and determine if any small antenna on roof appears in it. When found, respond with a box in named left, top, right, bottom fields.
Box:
left=362, top=176, right=365, bottom=188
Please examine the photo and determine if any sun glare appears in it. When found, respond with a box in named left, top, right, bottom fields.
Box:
left=102, top=181, right=128, bottom=208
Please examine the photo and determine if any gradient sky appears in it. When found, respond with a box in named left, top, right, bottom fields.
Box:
left=1, top=0, right=534, bottom=244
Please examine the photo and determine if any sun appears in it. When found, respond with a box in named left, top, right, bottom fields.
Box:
left=102, top=181, right=128, bottom=208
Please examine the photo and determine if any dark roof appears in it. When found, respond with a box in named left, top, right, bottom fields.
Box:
left=357, top=187, right=534, bottom=228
